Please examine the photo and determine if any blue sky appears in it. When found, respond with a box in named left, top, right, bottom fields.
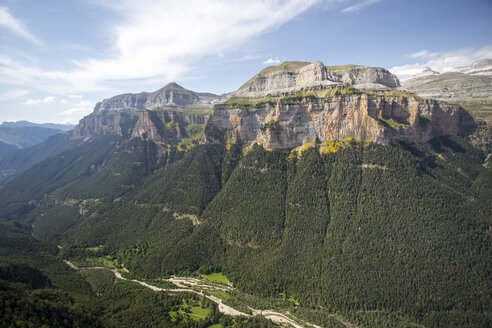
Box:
left=0, top=0, right=491, bottom=124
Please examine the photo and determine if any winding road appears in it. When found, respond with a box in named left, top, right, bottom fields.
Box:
left=64, top=260, right=325, bottom=328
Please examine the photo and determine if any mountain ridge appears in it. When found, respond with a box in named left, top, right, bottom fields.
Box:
left=93, top=82, right=222, bottom=112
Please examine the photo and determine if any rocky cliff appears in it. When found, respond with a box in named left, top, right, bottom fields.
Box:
left=235, top=61, right=400, bottom=97
left=206, top=90, right=476, bottom=148
left=131, top=109, right=208, bottom=142
left=74, top=108, right=209, bottom=145
left=73, top=61, right=478, bottom=149
left=94, top=82, right=220, bottom=112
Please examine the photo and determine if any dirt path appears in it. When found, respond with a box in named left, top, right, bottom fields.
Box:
left=65, top=260, right=331, bottom=327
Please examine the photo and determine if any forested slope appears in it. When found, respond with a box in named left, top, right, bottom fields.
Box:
left=0, top=132, right=490, bottom=327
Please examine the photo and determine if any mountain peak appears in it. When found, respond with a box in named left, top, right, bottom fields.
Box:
left=159, top=82, right=185, bottom=90
left=93, top=84, right=220, bottom=112
left=235, top=61, right=400, bottom=97
left=452, top=59, right=492, bottom=75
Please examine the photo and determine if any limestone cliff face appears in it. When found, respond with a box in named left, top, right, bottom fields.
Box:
left=74, top=111, right=139, bottom=138
left=131, top=109, right=209, bottom=142
left=235, top=61, right=400, bottom=97
left=74, top=109, right=209, bottom=143
left=205, top=95, right=476, bottom=148
left=94, top=82, right=220, bottom=112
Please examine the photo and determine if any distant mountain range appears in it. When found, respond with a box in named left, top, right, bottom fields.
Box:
left=401, top=59, right=492, bottom=103
left=0, top=121, right=74, bottom=160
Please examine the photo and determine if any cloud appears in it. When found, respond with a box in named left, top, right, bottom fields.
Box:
left=390, top=45, right=492, bottom=79
left=0, top=89, right=29, bottom=101
left=0, top=6, right=41, bottom=44
left=263, top=57, right=281, bottom=65
left=0, top=0, right=328, bottom=93
left=341, top=0, right=382, bottom=13
left=61, top=100, right=93, bottom=116
left=410, top=50, right=438, bottom=59
left=68, top=94, right=84, bottom=99
left=21, top=96, right=56, bottom=105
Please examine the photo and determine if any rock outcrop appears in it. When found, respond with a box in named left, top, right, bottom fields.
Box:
left=131, top=109, right=209, bottom=142
left=235, top=61, right=400, bottom=97
left=74, top=108, right=209, bottom=143
left=94, top=82, right=220, bottom=112
left=74, top=111, right=140, bottom=138
left=206, top=93, right=476, bottom=148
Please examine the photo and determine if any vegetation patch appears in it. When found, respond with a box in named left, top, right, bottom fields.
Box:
left=260, top=119, right=277, bottom=133
left=325, top=64, right=358, bottom=71
left=377, top=117, right=410, bottom=129
left=200, top=272, right=232, bottom=285
left=418, top=114, right=432, bottom=127
left=259, top=61, right=311, bottom=75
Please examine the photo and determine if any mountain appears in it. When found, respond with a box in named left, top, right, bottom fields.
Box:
left=235, top=61, right=400, bottom=97
left=0, top=121, right=77, bottom=182
left=0, top=62, right=490, bottom=328
left=401, top=59, right=492, bottom=102
left=401, top=60, right=492, bottom=153
left=94, top=82, right=221, bottom=112
left=1, top=121, right=74, bottom=131
left=0, top=121, right=72, bottom=149
left=451, top=59, right=492, bottom=75
left=0, top=141, right=17, bottom=160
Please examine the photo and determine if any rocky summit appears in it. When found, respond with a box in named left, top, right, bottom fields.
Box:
left=235, top=61, right=400, bottom=97
left=94, top=82, right=221, bottom=112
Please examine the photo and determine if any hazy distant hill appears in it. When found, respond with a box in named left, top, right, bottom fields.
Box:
left=0, top=121, right=74, bottom=150
left=0, top=121, right=74, bottom=131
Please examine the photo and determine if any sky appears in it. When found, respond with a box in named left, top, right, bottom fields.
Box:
left=0, top=0, right=491, bottom=124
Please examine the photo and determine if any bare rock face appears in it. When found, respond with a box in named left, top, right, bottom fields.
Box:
left=94, top=82, right=220, bottom=112
left=205, top=94, right=476, bottom=148
left=73, top=111, right=139, bottom=138
left=235, top=61, right=400, bottom=97
left=131, top=109, right=209, bottom=142
left=74, top=108, right=209, bottom=144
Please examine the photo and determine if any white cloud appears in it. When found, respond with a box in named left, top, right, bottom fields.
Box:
left=390, top=45, right=492, bottom=79
left=0, top=6, right=41, bottom=44
left=61, top=100, right=93, bottom=116
left=410, top=50, right=438, bottom=59
left=68, top=94, right=84, bottom=99
left=0, top=89, right=29, bottom=101
left=0, top=0, right=328, bottom=93
left=21, top=96, right=56, bottom=105
left=341, top=0, right=382, bottom=13
left=263, top=57, right=281, bottom=65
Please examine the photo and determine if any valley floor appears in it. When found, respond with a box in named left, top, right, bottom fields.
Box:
left=64, top=259, right=338, bottom=328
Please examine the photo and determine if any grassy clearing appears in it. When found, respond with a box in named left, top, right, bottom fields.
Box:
left=70, top=256, right=120, bottom=269
left=260, top=61, right=311, bottom=75
left=325, top=64, right=358, bottom=71
left=169, top=299, right=211, bottom=322
left=377, top=117, right=410, bottom=129
left=200, top=272, right=232, bottom=285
